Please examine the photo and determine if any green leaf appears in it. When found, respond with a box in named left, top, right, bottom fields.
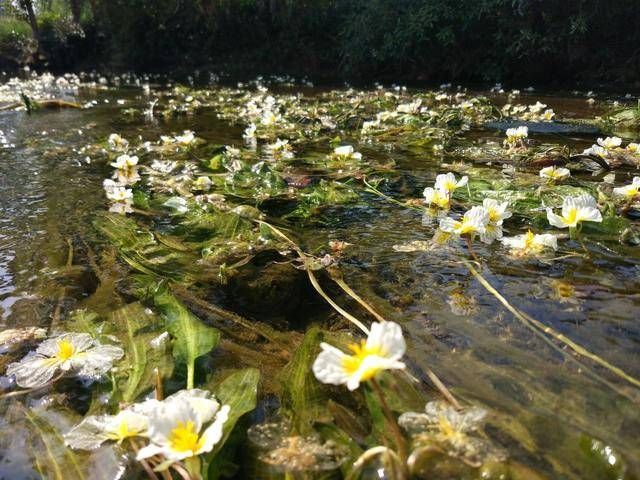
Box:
left=209, top=368, right=260, bottom=458
left=278, top=327, right=331, bottom=434
left=111, top=302, right=174, bottom=402
left=154, top=289, right=220, bottom=388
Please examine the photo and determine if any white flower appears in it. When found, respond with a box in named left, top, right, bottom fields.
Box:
left=529, top=101, right=547, bottom=113
left=65, top=409, right=150, bottom=450
left=500, top=230, right=558, bottom=256
left=480, top=222, right=503, bottom=244
left=225, top=146, right=241, bottom=158
left=175, top=130, right=196, bottom=146
left=539, top=166, right=570, bottom=181
left=108, top=133, right=129, bottom=151
left=243, top=123, right=257, bottom=138
left=482, top=199, right=512, bottom=224
left=260, top=110, right=281, bottom=126
left=613, top=177, right=640, bottom=199
left=597, top=136, right=622, bottom=150
left=312, top=321, right=406, bottom=391
left=434, top=172, right=468, bottom=195
left=423, top=187, right=450, bottom=208
left=136, top=389, right=230, bottom=464
left=439, top=206, right=490, bottom=237
left=109, top=201, right=134, bottom=214
left=626, top=143, right=639, bottom=153
left=583, top=144, right=608, bottom=158
left=267, top=139, right=294, bottom=158
left=332, top=145, right=362, bottom=160
left=110, top=154, right=139, bottom=170
left=106, top=185, right=133, bottom=202
left=505, top=126, right=528, bottom=144
left=542, top=109, right=555, bottom=121
left=546, top=194, right=602, bottom=228
left=113, top=168, right=141, bottom=185
left=6, top=333, right=123, bottom=388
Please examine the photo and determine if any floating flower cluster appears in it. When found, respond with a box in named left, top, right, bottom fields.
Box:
left=423, top=172, right=468, bottom=209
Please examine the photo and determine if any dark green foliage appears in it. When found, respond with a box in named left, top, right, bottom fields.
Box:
left=3, top=0, right=640, bottom=84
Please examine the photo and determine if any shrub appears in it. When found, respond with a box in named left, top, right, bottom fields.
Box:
left=0, top=16, right=36, bottom=66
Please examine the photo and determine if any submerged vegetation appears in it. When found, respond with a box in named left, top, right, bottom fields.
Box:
left=1, top=71, right=640, bottom=479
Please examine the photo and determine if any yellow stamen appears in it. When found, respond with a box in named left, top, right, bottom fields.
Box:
left=55, top=339, right=76, bottom=362
left=341, top=340, right=383, bottom=381
left=169, top=421, right=204, bottom=454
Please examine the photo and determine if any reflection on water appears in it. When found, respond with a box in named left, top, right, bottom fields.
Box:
left=0, top=76, right=638, bottom=478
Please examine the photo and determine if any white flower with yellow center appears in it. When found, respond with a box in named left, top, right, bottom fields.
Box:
left=113, top=168, right=141, bottom=185
left=267, top=139, right=294, bottom=159
left=546, top=194, right=602, bottom=228
left=542, top=109, right=555, bottom=121
left=106, top=186, right=133, bottom=202
left=312, top=321, right=406, bottom=391
left=500, top=230, right=558, bottom=256
left=597, top=136, right=622, bottom=150
left=439, top=206, right=490, bottom=237
left=65, top=409, right=151, bottom=450
left=423, top=187, right=450, bottom=208
left=109, top=201, right=133, bottom=214
left=539, top=166, right=570, bottom=182
left=108, top=133, right=129, bottom=151
left=332, top=145, right=362, bottom=161
left=399, top=401, right=487, bottom=455
left=434, top=172, right=468, bottom=196
left=260, top=110, right=281, bottom=126
left=504, top=126, right=528, bottom=145
left=110, top=154, right=139, bottom=170
left=137, top=389, right=230, bottom=465
left=6, top=333, right=123, bottom=388
left=613, top=177, right=640, bottom=199
left=176, top=130, right=196, bottom=146
left=583, top=144, right=608, bottom=158
left=627, top=143, right=639, bottom=153
left=482, top=199, right=512, bottom=224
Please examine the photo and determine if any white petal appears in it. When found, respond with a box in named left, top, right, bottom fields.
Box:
left=197, top=404, right=230, bottom=455
left=438, top=217, right=458, bottom=233
left=64, top=416, right=112, bottom=450
left=6, top=355, right=59, bottom=388
left=73, top=344, right=124, bottom=378
left=312, top=343, right=351, bottom=386
left=136, top=443, right=165, bottom=460
left=577, top=207, right=602, bottom=223
left=546, top=209, right=568, bottom=229
left=366, top=322, right=406, bottom=359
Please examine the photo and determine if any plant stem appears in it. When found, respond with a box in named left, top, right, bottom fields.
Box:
left=370, top=378, right=409, bottom=467
left=465, top=236, right=481, bottom=264
left=187, top=364, right=195, bottom=390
